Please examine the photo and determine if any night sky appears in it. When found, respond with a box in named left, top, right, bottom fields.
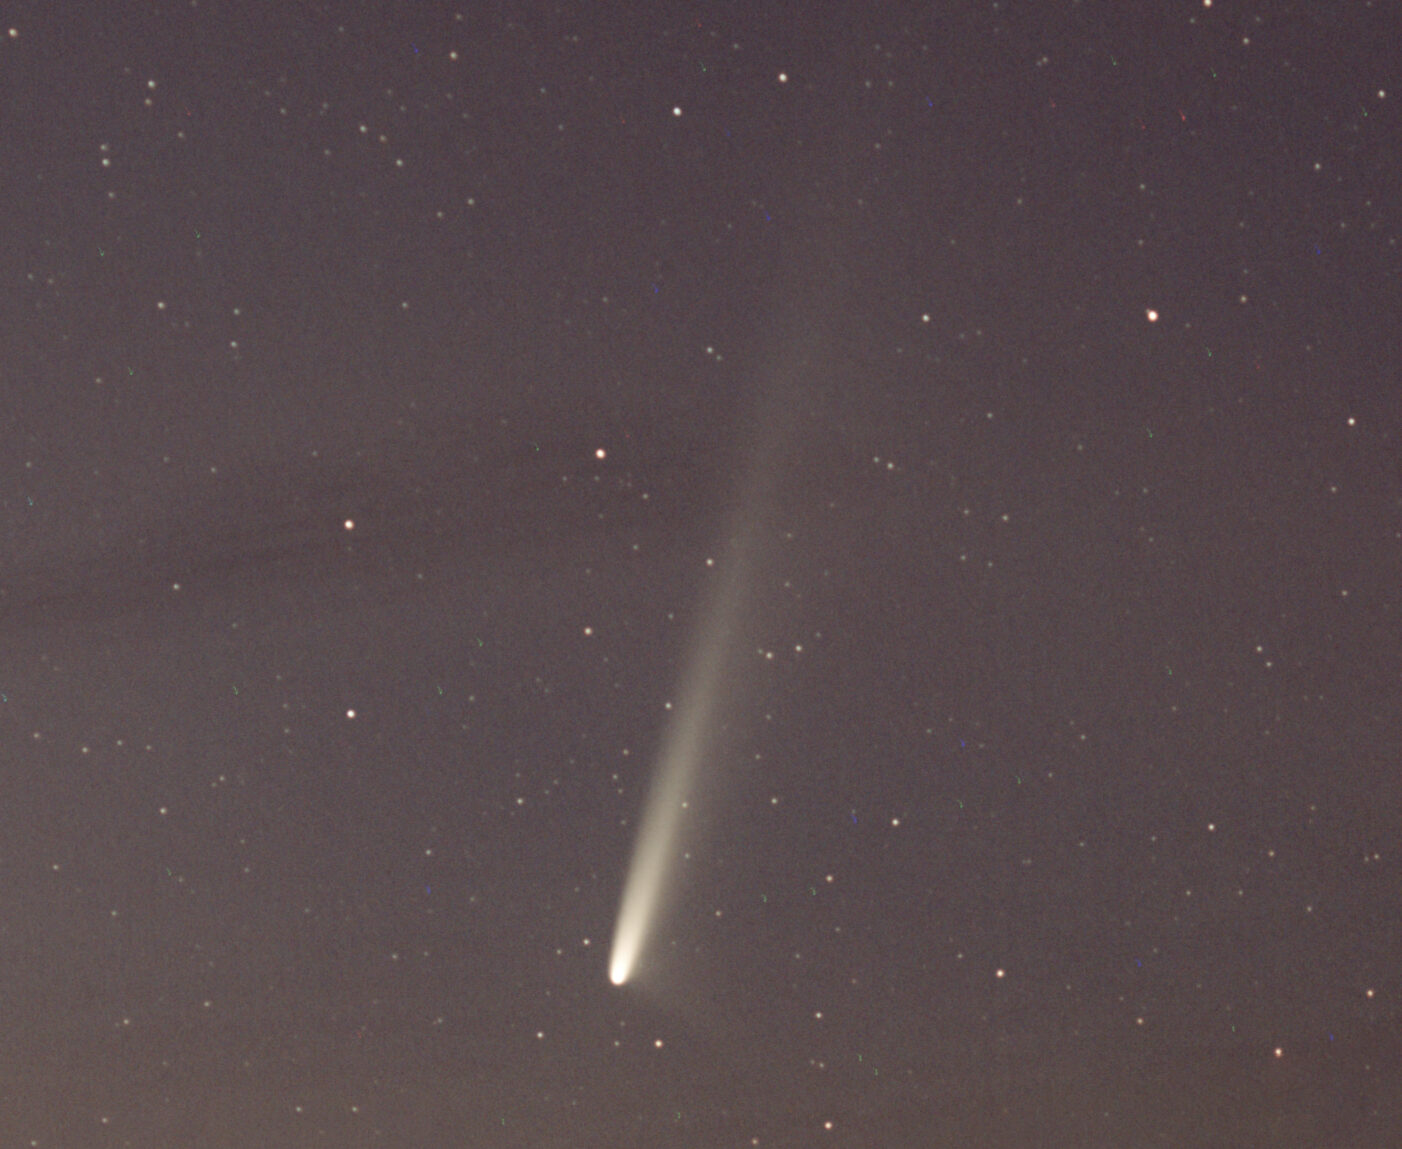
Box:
left=1, top=2, right=1399, bottom=1145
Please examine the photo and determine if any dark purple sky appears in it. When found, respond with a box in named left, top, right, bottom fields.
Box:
left=1, top=2, right=1398, bottom=1145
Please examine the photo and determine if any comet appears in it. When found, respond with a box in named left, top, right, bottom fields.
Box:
left=607, top=319, right=815, bottom=989
left=607, top=406, right=790, bottom=990
left=608, top=551, right=747, bottom=987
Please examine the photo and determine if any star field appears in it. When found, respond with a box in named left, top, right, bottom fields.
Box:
left=0, top=2, right=1398, bottom=1145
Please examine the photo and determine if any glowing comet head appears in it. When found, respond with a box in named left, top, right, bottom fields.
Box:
left=608, top=946, right=632, bottom=987
left=609, top=865, right=663, bottom=986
